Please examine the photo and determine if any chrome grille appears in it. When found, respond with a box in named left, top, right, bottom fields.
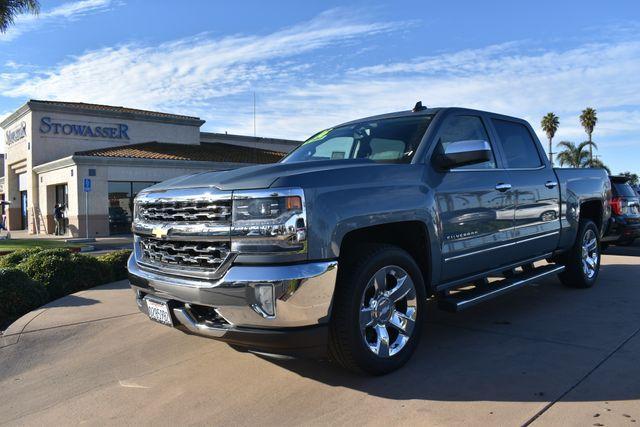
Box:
left=139, top=201, right=231, bottom=223
left=139, top=238, right=231, bottom=270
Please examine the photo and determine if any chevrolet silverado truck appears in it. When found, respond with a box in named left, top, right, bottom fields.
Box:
left=128, top=105, right=610, bottom=375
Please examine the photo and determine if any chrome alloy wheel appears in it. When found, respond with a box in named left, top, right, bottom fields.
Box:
left=582, top=228, right=599, bottom=279
left=359, top=265, right=418, bottom=358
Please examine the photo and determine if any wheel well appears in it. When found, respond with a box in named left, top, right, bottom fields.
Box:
left=339, top=221, right=431, bottom=293
left=580, top=200, right=603, bottom=231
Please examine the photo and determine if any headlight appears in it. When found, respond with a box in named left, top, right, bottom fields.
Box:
left=231, top=188, right=307, bottom=255
left=132, top=200, right=140, bottom=222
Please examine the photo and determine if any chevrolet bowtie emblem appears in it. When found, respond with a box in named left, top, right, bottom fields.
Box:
left=152, top=226, right=170, bottom=239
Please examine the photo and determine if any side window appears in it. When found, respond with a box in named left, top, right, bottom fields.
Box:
left=437, top=115, right=496, bottom=169
left=491, top=119, right=542, bottom=168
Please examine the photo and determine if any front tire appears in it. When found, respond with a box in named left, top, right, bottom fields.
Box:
left=558, top=220, right=600, bottom=288
left=329, top=244, right=426, bottom=375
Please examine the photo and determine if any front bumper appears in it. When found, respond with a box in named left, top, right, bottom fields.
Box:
left=128, top=255, right=338, bottom=355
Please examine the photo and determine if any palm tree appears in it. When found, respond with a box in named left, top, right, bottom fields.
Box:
left=579, top=107, right=598, bottom=162
left=541, top=112, right=559, bottom=165
left=0, top=0, right=39, bottom=33
left=585, top=157, right=611, bottom=174
left=555, top=140, right=596, bottom=168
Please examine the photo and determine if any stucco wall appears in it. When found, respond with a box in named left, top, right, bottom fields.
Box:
left=30, top=110, right=201, bottom=167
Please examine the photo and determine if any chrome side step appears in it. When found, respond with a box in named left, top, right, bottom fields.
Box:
left=437, top=264, right=565, bottom=312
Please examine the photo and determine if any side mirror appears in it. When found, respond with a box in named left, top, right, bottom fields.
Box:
left=434, top=140, right=492, bottom=169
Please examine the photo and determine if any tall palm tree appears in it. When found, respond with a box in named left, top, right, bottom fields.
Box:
left=541, top=112, right=559, bottom=165
left=555, top=140, right=597, bottom=168
left=0, top=0, right=39, bottom=33
left=579, top=107, right=598, bottom=162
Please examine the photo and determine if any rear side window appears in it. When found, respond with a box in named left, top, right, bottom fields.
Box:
left=492, top=119, right=542, bottom=169
left=612, top=182, right=637, bottom=197
left=437, top=115, right=496, bottom=169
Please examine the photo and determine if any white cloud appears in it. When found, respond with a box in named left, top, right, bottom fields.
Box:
left=4, top=9, right=399, bottom=110
left=1, top=0, right=116, bottom=42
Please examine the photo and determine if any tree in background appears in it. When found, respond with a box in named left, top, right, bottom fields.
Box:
left=541, top=112, right=560, bottom=165
left=585, top=157, right=611, bottom=174
left=556, top=140, right=611, bottom=174
left=621, top=172, right=639, bottom=186
left=579, top=107, right=598, bottom=162
left=556, top=141, right=594, bottom=168
left=0, top=0, right=39, bottom=33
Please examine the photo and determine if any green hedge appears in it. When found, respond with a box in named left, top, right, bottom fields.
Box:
left=97, top=249, right=132, bottom=281
left=0, top=268, right=48, bottom=327
left=0, top=247, right=44, bottom=269
left=0, top=248, right=132, bottom=326
left=17, top=249, right=84, bottom=300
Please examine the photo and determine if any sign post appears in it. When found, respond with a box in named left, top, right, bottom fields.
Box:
left=83, top=178, right=91, bottom=238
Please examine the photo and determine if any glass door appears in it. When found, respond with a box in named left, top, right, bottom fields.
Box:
left=20, top=190, right=28, bottom=230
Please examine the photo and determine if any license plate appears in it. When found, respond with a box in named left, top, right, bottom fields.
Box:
left=145, top=298, right=173, bottom=326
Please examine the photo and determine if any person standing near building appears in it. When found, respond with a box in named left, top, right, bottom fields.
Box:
left=60, top=203, right=67, bottom=235
left=53, top=204, right=63, bottom=236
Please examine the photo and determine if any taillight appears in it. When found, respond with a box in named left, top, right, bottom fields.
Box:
left=610, top=197, right=623, bottom=215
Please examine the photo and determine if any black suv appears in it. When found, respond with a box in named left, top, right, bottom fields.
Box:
left=602, top=176, right=640, bottom=247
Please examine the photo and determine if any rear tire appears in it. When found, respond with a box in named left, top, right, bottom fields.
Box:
left=329, top=244, right=426, bottom=375
left=558, top=220, right=600, bottom=288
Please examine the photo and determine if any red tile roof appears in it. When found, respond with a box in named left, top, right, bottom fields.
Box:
left=74, top=142, right=286, bottom=164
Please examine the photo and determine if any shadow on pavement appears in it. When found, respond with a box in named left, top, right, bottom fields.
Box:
left=603, top=241, right=640, bottom=257
left=253, top=259, right=640, bottom=403
left=44, top=294, right=100, bottom=308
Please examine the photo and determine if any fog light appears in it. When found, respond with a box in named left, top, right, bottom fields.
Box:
left=253, top=284, right=275, bottom=318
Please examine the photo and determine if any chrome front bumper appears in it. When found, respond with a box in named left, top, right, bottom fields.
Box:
left=128, top=255, right=338, bottom=330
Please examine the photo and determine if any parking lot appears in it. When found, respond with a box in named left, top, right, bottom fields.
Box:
left=1, top=246, right=639, bottom=426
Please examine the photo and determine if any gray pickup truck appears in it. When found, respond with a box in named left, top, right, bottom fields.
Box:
left=128, top=105, right=610, bottom=374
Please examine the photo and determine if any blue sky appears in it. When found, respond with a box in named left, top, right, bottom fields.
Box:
left=1, top=0, right=639, bottom=173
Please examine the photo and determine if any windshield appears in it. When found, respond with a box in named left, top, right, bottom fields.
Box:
left=283, top=115, right=434, bottom=164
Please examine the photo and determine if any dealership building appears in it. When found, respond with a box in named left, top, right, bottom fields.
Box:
left=0, top=100, right=300, bottom=237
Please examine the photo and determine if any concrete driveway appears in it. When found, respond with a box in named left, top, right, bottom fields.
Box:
left=1, top=250, right=639, bottom=426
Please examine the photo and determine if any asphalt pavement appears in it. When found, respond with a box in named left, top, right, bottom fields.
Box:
left=1, top=246, right=639, bottom=426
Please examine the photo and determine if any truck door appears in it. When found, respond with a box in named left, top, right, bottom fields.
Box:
left=433, top=114, right=517, bottom=281
left=489, top=118, right=561, bottom=259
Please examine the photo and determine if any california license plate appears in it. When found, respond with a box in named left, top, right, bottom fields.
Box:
left=145, top=298, right=173, bottom=326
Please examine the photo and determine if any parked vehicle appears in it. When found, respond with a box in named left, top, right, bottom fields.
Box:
left=128, top=105, right=611, bottom=374
left=602, top=176, right=640, bottom=248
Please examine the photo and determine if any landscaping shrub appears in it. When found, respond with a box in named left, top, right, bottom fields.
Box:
left=0, top=268, right=48, bottom=327
left=97, top=249, right=132, bottom=281
left=0, top=247, right=44, bottom=268
left=70, top=253, right=110, bottom=289
left=17, top=249, right=84, bottom=300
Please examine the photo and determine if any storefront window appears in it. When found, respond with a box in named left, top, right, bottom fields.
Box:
left=108, top=181, right=156, bottom=235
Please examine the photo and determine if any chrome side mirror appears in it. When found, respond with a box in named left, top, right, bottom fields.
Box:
left=434, top=140, right=492, bottom=169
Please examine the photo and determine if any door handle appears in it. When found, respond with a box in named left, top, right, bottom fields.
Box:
left=545, top=181, right=558, bottom=189
left=495, top=183, right=512, bottom=192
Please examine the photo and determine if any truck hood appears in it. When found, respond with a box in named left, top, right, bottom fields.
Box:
left=146, top=159, right=380, bottom=191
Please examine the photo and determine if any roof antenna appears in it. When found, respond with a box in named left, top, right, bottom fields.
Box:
left=412, top=101, right=427, bottom=112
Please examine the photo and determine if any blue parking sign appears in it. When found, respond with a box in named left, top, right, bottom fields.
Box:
left=83, top=178, right=92, bottom=192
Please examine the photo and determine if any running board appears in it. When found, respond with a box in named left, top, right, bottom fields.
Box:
left=437, top=264, right=565, bottom=312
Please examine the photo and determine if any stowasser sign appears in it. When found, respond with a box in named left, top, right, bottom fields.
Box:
left=5, top=121, right=27, bottom=145
left=39, top=117, right=130, bottom=140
